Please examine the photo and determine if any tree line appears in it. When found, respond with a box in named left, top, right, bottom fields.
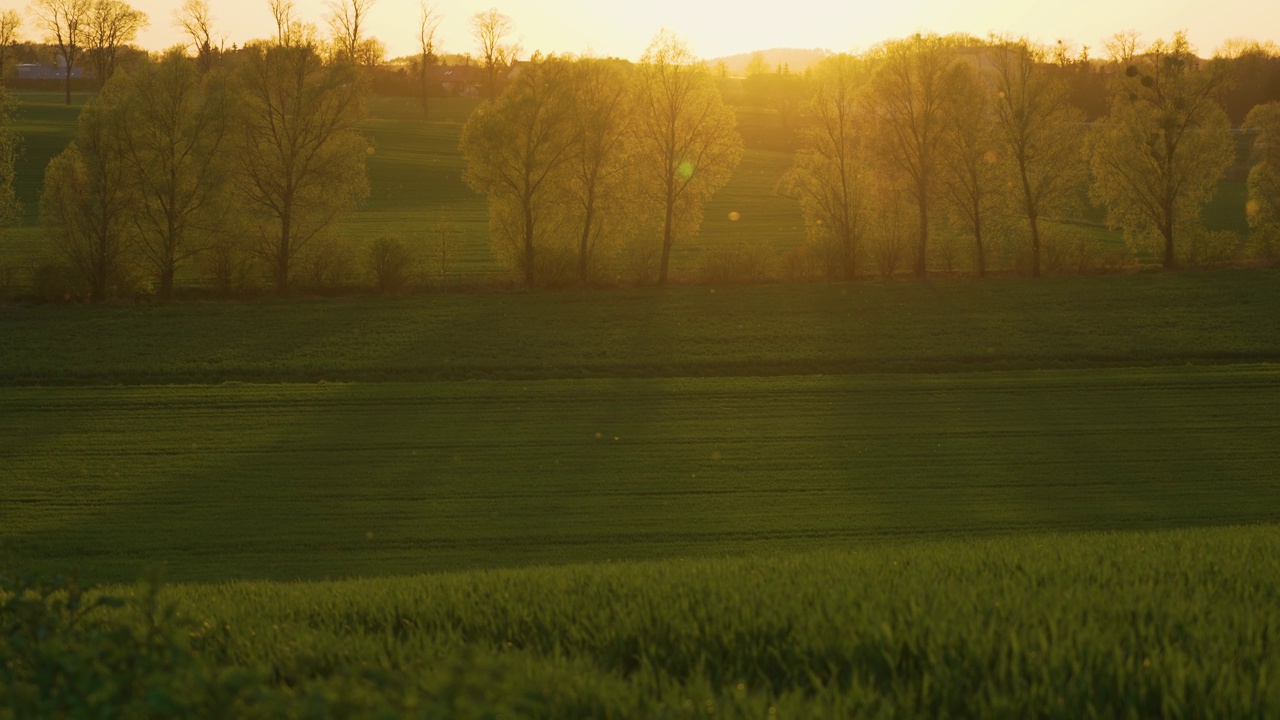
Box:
left=0, top=3, right=1279, bottom=299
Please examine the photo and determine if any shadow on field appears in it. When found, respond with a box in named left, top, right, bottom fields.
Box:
left=8, top=365, right=1280, bottom=585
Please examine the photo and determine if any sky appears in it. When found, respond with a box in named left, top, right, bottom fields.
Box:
left=17, top=0, right=1280, bottom=61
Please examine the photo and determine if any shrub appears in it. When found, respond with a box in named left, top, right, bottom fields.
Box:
left=365, top=234, right=417, bottom=295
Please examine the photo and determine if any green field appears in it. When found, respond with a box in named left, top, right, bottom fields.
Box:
left=4, top=366, right=1280, bottom=584
left=2, top=86, right=1278, bottom=714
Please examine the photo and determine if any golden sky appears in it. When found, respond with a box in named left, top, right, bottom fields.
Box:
left=18, top=0, right=1280, bottom=61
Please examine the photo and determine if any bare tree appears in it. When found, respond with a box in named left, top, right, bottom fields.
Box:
left=84, top=0, right=147, bottom=89
left=1087, top=33, right=1233, bottom=269
left=989, top=38, right=1085, bottom=277
left=865, top=34, right=957, bottom=278
left=28, top=0, right=92, bottom=105
left=470, top=8, right=517, bottom=99
left=234, top=39, right=369, bottom=293
left=786, top=53, right=870, bottom=280
left=173, top=0, right=220, bottom=73
left=412, top=1, right=441, bottom=120
left=0, top=10, right=21, bottom=85
left=268, top=0, right=294, bottom=47
left=633, top=31, right=742, bottom=285
left=461, top=58, right=578, bottom=285
left=326, top=0, right=375, bottom=64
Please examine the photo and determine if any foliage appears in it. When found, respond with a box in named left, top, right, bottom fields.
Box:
left=989, top=38, right=1086, bottom=277
left=634, top=31, right=743, bottom=284
left=1087, top=33, right=1234, bottom=269
left=84, top=0, right=147, bottom=89
left=865, top=34, right=958, bottom=278
left=938, top=60, right=999, bottom=277
left=461, top=58, right=577, bottom=286
left=786, top=54, right=869, bottom=280
left=39, top=88, right=134, bottom=301
left=234, top=38, right=369, bottom=294
left=0, top=86, right=20, bottom=229
left=364, top=233, right=415, bottom=294
left=2, top=526, right=1279, bottom=716
left=1244, top=102, right=1280, bottom=259
left=107, top=49, right=232, bottom=298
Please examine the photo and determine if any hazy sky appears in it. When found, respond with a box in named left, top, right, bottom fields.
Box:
left=19, top=0, right=1280, bottom=61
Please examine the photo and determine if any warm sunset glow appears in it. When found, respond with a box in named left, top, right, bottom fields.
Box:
left=107, top=0, right=1280, bottom=60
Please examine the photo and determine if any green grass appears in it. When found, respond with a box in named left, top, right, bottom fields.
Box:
left=3, top=365, right=1279, bottom=584
left=7, top=525, right=1279, bottom=716
left=1, top=269, right=1277, bottom=385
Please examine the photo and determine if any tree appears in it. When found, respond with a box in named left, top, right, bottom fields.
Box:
left=865, top=34, right=957, bottom=278
left=84, top=0, right=146, bottom=89
left=29, top=0, right=92, bottom=105
left=786, top=53, right=869, bottom=280
left=0, top=10, right=21, bottom=84
left=989, top=38, right=1085, bottom=277
left=234, top=38, right=369, bottom=293
left=111, top=50, right=232, bottom=299
left=173, top=0, right=220, bottom=74
left=411, top=1, right=440, bottom=120
left=0, top=86, right=21, bottom=227
left=470, top=8, right=516, bottom=99
left=461, top=57, right=577, bottom=285
left=1086, top=33, right=1233, bottom=269
left=325, top=0, right=375, bottom=65
left=938, top=60, right=998, bottom=277
left=564, top=57, right=634, bottom=283
left=41, top=90, right=134, bottom=300
left=633, top=31, right=742, bottom=285
left=1244, top=102, right=1280, bottom=253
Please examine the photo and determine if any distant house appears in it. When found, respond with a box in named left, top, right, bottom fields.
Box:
left=17, top=56, right=88, bottom=80
left=429, top=65, right=483, bottom=97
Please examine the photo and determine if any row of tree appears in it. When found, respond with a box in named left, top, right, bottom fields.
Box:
left=34, top=34, right=367, bottom=300
left=459, top=31, right=1276, bottom=286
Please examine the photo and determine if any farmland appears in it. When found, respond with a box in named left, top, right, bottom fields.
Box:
left=3, top=87, right=1279, bottom=715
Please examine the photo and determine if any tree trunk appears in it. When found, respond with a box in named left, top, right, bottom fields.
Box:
left=159, top=265, right=174, bottom=300
left=973, top=197, right=985, bottom=278
left=915, top=191, right=929, bottom=279
left=64, top=62, right=72, bottom=106
left=1162, top=219, right=1176, bottom=270
left=578, top=192, right=596, bottom=284
left=1029, top=212, right=1042, bottom=278
left=276, top=214, right=291, bottom=294
left=523, top=201, right=535, bottom=286
left=658, top=198, right=674, bottom=286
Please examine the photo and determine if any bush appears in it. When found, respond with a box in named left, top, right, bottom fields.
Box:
left=29, top=261, right=82, bottom=303
left=696, top=242, right=777, bottom=284
left=365, top=234, right=417, bottom=295
left=0, top=568, right=259, bottom=718
left=202, top=239, right=258, bottom=298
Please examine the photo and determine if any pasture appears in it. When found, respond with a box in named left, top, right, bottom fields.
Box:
left=2, top=89, right=1278, bottom=716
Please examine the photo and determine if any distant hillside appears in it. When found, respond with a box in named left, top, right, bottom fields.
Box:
left=709, top=48, right=833, bottom=76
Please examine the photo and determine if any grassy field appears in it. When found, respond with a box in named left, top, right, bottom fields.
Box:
left=3, top=365, right=1279, bottom=584
left=2, top=93, right=1276, bottom=713
left=0, top=269, right=1276, bottom=384
left=3, top=269, right=1279, bottom=713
